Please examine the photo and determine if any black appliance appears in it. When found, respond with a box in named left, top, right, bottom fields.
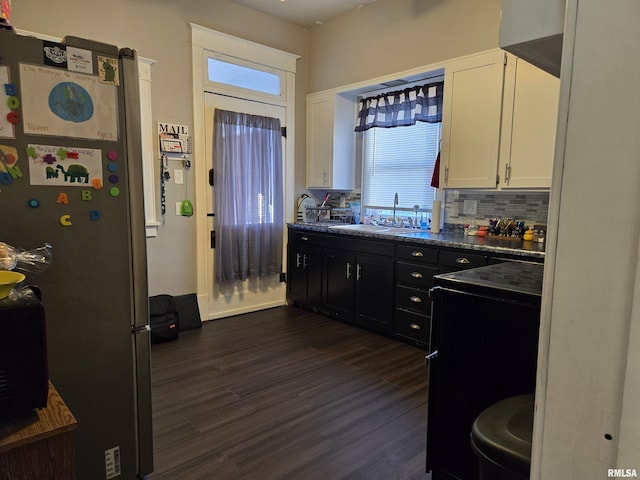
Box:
left=0, top=287, right=48, bottom=420
left=425, top=261, right=543, bottom=480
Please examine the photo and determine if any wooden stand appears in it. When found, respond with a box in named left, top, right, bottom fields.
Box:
left=0, top=382, right=77, bottom=480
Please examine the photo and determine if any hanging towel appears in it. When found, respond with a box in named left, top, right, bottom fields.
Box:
left=430, top=151, right=440, bottom=188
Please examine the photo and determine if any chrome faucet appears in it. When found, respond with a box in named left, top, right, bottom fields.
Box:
left=393, top=193, right=399, bottom=227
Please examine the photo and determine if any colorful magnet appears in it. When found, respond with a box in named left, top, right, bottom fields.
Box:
left=56, top=148, right=68, bottom=160
left=0, top=172, right=11, bottom=185
left=56, top=192, right=69, bottom=204
left=4, top=83, right=16, bottom=96
left=91, top=178, right=103, bottom=190
left=89, top=210, right=101, bottom=221
left=109, top=186, right=120, bottom=197
left=28, top=199, right=40, bottom=208
left=67, top=151, right=79, bottom=160
left=42, top=154, right=57, bottom=165
left=7, top=96, right=19, bottom=110
left=81, top=190, right=93, bottom=201
left=107, top=162, right=118, bottom=172
left=107, top=151, right=118, bottom=161
left=25, top=146, right=37, bottom=159
left=109, top=174, right=119, bottom=184
left=6, top=111, right=19, bottom=124
left=60, top=215, right=72, bottom=226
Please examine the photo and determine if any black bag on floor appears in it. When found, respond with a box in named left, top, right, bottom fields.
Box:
left=149, top=294, right=179, bottom=344
left=174, top=293, right=202, bottom=331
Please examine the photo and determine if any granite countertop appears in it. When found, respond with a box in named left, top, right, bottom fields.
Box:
left=288, top=222, right=545, bottom=259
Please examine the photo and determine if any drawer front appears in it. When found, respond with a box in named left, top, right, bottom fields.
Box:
left=395, top=308, right=430, bottom=344
left=289, top=230, right=323, bottom=247
left=396, top=262, right=439, bottom=289
left=439, top=250, right=487, bottom=270
left=396, top=244, right=438, bottom=264
left=395, top=285, right=431, bottom=316
left=324, top=235, right=394, bottom=257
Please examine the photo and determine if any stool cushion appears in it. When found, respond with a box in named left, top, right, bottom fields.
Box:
left=471, top=394, right=534, bottom=477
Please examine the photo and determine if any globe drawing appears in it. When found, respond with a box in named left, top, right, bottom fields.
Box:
left=48, top=82, right=94, bottom=123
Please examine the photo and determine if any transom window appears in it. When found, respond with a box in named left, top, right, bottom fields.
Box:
left=207, top=54, right=283, bottom=98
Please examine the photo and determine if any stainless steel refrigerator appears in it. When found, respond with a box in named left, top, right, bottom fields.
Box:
left=0, top=32, right=153, bottom=479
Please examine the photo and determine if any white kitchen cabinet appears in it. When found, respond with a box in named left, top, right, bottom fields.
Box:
left=498, top=55, right=560, bottom=189
left=306, top=91, right=356, bottom=189
left=440, top=50, right=559, bottom=190
left=440, top=50, right=506, bottom=189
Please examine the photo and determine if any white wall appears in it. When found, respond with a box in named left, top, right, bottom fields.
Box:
left=534, top=0, right=640, bottom=477
left=12, top=0, right=309, bottom=296
left=308, top=0, right=502, bottom=92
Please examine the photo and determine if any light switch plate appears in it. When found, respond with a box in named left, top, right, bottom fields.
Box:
left=463, top=199, right=478, bottom=215
left=174, top=169, right=184, bottom=184
left=176, top=202, right=182, bottom=216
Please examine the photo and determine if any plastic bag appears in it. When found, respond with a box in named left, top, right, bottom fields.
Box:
left=0, top=242, right=52, bottom=274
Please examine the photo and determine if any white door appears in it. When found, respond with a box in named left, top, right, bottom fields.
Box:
left=203, top=92, right=287, bottom=319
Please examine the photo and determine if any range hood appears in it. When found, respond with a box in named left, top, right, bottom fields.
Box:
left=499, top=0, right=565, bottom=78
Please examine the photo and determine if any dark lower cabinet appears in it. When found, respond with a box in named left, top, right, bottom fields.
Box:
left=323, top=248, right=356, bottom=321
left=287, top=231, right=322, bottom=307
left=323, top=249, right=395, bottom=335
left=354, top=253, right=394, bottom=335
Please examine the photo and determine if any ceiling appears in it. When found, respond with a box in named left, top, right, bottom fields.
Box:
left=230, top=0, right=378, bottom=28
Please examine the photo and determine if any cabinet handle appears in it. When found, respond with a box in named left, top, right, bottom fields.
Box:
left=444, top=165, right=449, bottom=184
left=296, top=253, right=301, bottom=268
left=346, top=262, right=351, bottom=279
left=425, top=350, right=438, bottom=364
left=301, top=236, right=308, bottom=241
left=410, top=271, right=423, bottom=279
left=456, top=257, right=470, bottom=264
left=505, top=163, right=511, bottom=183
left=409, top=323, right=421, bottom=331
left=409, top=296, right=422, bottom=303
left=356, top=264, right=362, bottom=281
left=411, top=251, right=424, bottom=257
left=303, top=254, right=308, bottom=269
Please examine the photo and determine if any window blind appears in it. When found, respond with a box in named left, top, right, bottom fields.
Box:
left=362, top=121, right=441, bottom=212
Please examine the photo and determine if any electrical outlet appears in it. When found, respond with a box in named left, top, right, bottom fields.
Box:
left=174, top=169, right=184, bottom=184
left=176, top=202, right=182, bottom=216
left=463, top=200, right=478, bottom=216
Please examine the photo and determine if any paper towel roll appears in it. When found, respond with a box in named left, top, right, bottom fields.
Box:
left=431, top=200, right=441, bottom=233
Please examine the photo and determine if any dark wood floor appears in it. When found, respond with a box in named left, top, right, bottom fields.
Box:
left=147, top=305, right=430, bottom=480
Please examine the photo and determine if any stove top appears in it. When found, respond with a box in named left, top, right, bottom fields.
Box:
left=434, top=261, right=544, bottom=298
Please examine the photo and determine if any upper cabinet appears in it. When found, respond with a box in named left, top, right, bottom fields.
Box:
left=440, top=50, right=506, bottom=189
left=440, top=50, right=560, bottom=190
left=499, top=55, right=560, bottom=189
left=306, top=91, right=356, bottom=190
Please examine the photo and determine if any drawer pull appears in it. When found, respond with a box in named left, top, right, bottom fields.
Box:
left=296, top=253, right=301, bottom=268
left=410, top=272, right=424, bottom=279
left=409, top=296, right=422, bottom=303
left=301, top=236, right=308, bottom=241
left=409, top=323, right=421, bottom=331
left=346, top=262, right=352, bottom=279
left=456, top=257, right=470, bottom=264
left=425, top=350, right=438, bottom=363
left=411, top=251, right=424, bottom=257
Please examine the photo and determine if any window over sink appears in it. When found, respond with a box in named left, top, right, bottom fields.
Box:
left=358, top=80, right=443, bottom=224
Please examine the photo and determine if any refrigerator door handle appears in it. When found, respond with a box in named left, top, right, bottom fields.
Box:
left=132, top=324, right=151, bottom=333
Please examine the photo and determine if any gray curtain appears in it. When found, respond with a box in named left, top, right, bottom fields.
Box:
left=213, top=109, right=283, bottom=283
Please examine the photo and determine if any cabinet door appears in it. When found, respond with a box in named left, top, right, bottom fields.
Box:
left=354, top=254, right=394, bottom=334
left=441, top=51, right=506, bottom=188
left=287, top=244, right=322, bottom=306
left=307, top=94, right=333, bottom=188
left=499, top=56, right=560, bottom=189
left=306, top=92, right=356, bottom=190
left=322, top=249, right=356, bottom=321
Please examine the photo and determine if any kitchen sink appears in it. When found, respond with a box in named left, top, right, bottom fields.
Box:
left=328, top=224, right=412, bottom=235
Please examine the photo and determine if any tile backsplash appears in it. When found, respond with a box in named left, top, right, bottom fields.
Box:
left=444, top=190, right=549, bottom=227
